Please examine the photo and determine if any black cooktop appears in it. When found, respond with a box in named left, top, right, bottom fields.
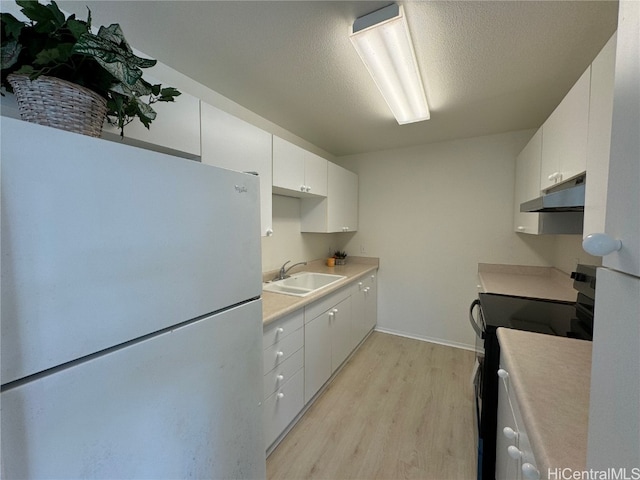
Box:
left=478, top=293, right=593, bottom=340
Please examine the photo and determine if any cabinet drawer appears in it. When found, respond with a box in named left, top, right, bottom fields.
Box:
left=304, top=285, right=350, bottom=323
left=263, top=327, right=304, bottom=375
left=263, top=310, right=304, bottom=349
left=263, top=367, right=304, bottom=449
left=264, top=348, right=304, bottom=399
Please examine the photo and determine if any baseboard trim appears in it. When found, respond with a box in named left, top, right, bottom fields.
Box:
left=374, top=327, right=479, bottom=353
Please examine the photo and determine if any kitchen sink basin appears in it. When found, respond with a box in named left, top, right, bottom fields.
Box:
left=263, top=272, right=346, bottom=297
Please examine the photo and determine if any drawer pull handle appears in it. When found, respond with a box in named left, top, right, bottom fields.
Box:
left=276, top=351, right=284, bottom=358
left=507, top=445, right=522, bottom=459
left=276, top=374, right=284, bottom=381
left=497, top=368, right=509, bottom=379
left=277, top=327, right=284, bottom=334
left=277, top=392, right=285, bottom=399
left=503, top=427, right=518, bottom=440
left=522, top=463, right=540, bottom=480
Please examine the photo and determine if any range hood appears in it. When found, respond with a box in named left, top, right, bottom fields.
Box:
left=520, top=175, right=586, bottom=213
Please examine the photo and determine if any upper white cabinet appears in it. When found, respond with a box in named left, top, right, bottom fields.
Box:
left=200, top=102, right=273, bottom=237
left=272, top=136, right=328, bottom=197
left=102, top=81, right=201, bottom=159
left=540, top=66, right=591, bottom=190
left=514, top=130, right=543, bottom=234
left=514, top=129, right=584, bottom=235
left=300, top=163, right=358, bottom=233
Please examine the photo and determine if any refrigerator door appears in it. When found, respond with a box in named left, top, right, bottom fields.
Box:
left=1, top=300, right=266, bottom=479
left=1, top=118, right=262, bottom=384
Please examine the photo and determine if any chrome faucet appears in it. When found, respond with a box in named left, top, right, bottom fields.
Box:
left=274, top=260, right=307, bottom=281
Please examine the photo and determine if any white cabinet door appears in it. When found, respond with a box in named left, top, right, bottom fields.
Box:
left=102, top=80, right=201, bottom=158
left=328, top=163, right=358, bottom=232
left=304, top=309, right=332, bottom=404
left=364, top=273, right=378, bottom=332
left=584, top=34, right=617, bottom=238
left=200, top=102, right=273, bottom=237
left=272, top=136, right=327, bottom=197
left=300, top=163, right=358, bottom=233
left=305, top=151, right=329, bottom=197
left=540, top=67, right=590, bottom=190
left=514, top=129, right=543, bottom=234
left=350, top=273, right=378, bottom=349
left=496, top=380, right=521, bottom=480
left=330, top=296, right=352, bottom=372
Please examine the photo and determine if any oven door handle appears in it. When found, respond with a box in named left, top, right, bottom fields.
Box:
left=469, top=299, right=484, bottom=338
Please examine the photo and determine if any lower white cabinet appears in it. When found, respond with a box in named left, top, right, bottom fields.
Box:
left=262, top=310, right=304, bottom=449
left=263, top=269, right=379, bottom=450
left=496, top=364, right=541, bottom=480
left=304, top=288, right=352, bottom=403
left=350, top=273, right=377, bottom=351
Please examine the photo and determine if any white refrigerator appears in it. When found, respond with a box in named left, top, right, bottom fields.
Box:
left=1, top=117, right=266, bottom=479
left=583, top=1, right=640, bottom=470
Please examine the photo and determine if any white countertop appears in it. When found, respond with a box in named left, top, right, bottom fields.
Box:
left=261, top=257, right=379, bottom=326
left=497, top=328, right=592, bottom=476
left=478, top=263, right=577, bottom=302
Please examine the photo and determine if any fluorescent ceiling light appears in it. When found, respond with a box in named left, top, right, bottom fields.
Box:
left=350, top=4, right=430, bottom=125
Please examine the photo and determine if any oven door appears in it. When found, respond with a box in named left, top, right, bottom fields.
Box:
left=469, top=298, right=485, bottom=478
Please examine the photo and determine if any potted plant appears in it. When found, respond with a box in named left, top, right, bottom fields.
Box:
left=333, top=250, right=348, bottom=265
left=1, top=0, right=180, bottom=137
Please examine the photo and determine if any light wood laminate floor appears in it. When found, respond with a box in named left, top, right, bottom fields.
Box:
left=267, top=331, right=477, bottom=480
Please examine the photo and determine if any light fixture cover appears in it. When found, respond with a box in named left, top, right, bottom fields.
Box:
left=350, top=4, right=430, bottom=125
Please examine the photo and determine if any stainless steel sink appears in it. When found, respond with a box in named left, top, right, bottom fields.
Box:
left=263, top=272, right=346, bottom=297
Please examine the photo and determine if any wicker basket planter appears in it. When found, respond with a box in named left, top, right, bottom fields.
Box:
left=8, top=74, right=108, bottom=138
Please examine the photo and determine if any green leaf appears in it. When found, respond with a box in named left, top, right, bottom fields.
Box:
left=14, top=65, right=35, bottom=75
left=33, top=43, right=74, bottom=65
left=18, top=0, right=65, bottom=32
left=1, top=14, right=24, bottom=40
left=66, top=17, right=89, bottom=40
left=1, top=40, right=22, bottom=70
left=159, top=87, right=181, bottom=101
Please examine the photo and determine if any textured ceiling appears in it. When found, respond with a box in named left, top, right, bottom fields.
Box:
left=55, top=1, right=618, bottom=157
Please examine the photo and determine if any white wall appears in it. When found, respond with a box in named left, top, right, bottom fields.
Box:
left=336, top=130, right=573, bottom=350
left=552, top=235, right=601, bottom=274
left=261, top=195, right=339, bottom=272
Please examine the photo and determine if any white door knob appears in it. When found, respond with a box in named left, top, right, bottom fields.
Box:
left=276, top=374, right=284, bottom=381
left=265, top=228, right=273, bottom=236
left=497, top=368, right=509, bottom=379
left=333, top=308, right=339, bottom=313
left=583, top=233, right=622, bottom=256
left=507, top=445, right=522, bottom=459
left=277, top=392, right=285, bottom=399
left=277, top=327, right=284, bottom=334
left=517, top=226, right=526, bottom=232
left=276, top=351, right=284, bottom=357
left=522, top=463, right=540, bottom=480
left=306, top=186, right=311, bottom=193
left=503, top=427, right=518, bottom=440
